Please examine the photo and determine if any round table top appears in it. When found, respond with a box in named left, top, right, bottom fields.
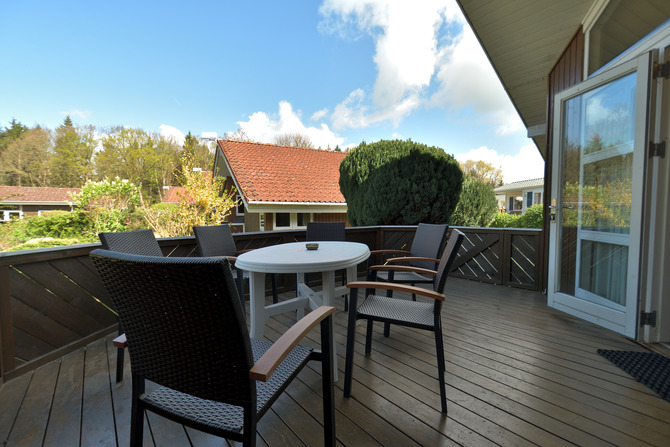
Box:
left=235, top=241, right=370, bottom=274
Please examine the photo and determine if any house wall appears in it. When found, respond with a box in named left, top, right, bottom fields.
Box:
left=541, top=27, right=585, bottom=291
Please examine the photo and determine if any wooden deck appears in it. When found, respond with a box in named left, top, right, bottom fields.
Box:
left=1, top=278, right=669, bottom=446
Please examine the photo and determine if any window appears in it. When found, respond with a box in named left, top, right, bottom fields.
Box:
left=235, top=194, right=245, bottom=216
left=534, top=192, right=542, bottom=205
left=275, top=213, right=291, bottom=228
left=526, top=192, right=533, bottom=208
left=274, top=212, right=312, bottom=229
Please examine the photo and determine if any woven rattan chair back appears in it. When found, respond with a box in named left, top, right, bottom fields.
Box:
left=306, top=222, right=346, bottom=241
left=193, top=224, right=238, bottom=257
left=433, top=229, right=465, bottom=293
left=91, top=250, right=252, bottom=406
left=99, top=229, right=163, bottom=257
left=408, top=223, right=448, bottom=270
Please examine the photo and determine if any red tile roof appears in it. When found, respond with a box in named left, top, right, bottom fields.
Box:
left=217, top=140, right=347, bottom=204
left=0, top=186, right=80, bottom=203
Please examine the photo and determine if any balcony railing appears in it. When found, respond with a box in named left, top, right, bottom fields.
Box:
left=0, top=225, right=542, bottom=383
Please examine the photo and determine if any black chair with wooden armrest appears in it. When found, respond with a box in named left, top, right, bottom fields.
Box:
left=90, top=249, right=336, bottom=447
left=193, top=224, right=278, bottom=305
left=98, top=229, right=163, bottom=383
left=344, top=229, right=464, bottom=414
left=304, top=221, right=349, bottom=308
left=368, top=223, right=448, bottom=297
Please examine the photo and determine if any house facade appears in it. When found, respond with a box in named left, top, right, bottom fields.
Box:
left=494, top=178, right=544, bottom=214
left=0, top=186, right=79, bottom=222
left=212, top=139, right=348, bottom=232
left=457, top=0, right=670, bottom=345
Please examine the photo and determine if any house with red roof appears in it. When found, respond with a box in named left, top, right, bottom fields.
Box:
left=213, top=139, right=348, bottom=232
left=0, top=186, right=80, bottom=222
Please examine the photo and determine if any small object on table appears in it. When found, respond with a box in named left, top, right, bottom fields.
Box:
left=306, top=243, right=319, bottom=250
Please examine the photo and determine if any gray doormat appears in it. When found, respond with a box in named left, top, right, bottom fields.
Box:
left=597, top=349, right=670, bottom=403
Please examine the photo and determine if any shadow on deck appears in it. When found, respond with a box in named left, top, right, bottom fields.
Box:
left=1, top=278, right=669, bottom=446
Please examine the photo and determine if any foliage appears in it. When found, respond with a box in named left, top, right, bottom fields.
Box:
left=274, top=133, right=314, bottom=148
left=0, top=119, right=28, bottom=155
left=339, top=139, right=463, bottom=226
left=459, top=159, right=503, bottom=187
left=51, top=116, right=97, bottom=187
left=70, top=178, right=141, bottom=236
left=490, top=212, right=521, bottom=228
left=4, top=238, right=84, bottom=252
left=182, top=131, right=213, bottom=172
left=143, top=155, right=238, bottom=237
left=0, top=211, right=93, bottom=250
left=489, top=204, right=544, bottom=229
left=1, top=126, right=53, bottom=186
left=451, top=175, right=498, bottom=227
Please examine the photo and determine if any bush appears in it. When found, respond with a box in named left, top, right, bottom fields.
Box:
left=519, top=204, right=544, bottom=228
left=490, top=212, right=521, bottom=228
left=17, top=211, right=93, bottom=240
left=451, top=176, right=498, bottom=227
left=339, top=139, right=463, bottom=226
left=5, top=238, right=83, bottom=251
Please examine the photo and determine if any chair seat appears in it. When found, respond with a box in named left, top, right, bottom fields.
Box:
left=357, top=295, right=434, bottom=329
left=141, top=339, right=312, bottom=434
left=375, top=270, right=434, bottom=284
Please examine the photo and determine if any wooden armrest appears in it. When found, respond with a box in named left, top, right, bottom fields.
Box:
left=347, top=281, right=445, bottom=301
left=226, top=256, right=237, bottom=262
left=386, top=256, right=440, bottom=264
left=113, top=333, right=127, bottom=349
left=237, top=249, right=253, bottom=254
left=369, top=249, right=410, bottom=256
left=369, top=264, right=437, bottom=276
left=250, top=306, right=336, bottom=382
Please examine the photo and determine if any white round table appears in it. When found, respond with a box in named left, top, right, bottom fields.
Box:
left=236, top=241, right=370, bottom=381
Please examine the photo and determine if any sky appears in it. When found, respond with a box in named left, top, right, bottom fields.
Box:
left=0, top=0, right=544, bottom=183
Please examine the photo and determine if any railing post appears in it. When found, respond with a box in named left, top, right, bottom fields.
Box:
left=0, top=264, right=16, bottom=383
left=501, top=231, right=512, bottom=288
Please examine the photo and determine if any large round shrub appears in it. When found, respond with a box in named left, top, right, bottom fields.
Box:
left=451, top=175, right=499, bottom=227
left=339, top=139, right=463, bottom=226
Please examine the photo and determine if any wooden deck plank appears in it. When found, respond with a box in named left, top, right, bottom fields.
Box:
left=42, top=348, right=84, bottom=447
left=80, top=337, right=117, bottom=446
left=5, top=361, right=59, bottom=446
left=1, top=278, right=669, bottom=447
left=0, top=371, right=31, bottom=443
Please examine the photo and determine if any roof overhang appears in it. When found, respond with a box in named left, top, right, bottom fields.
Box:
left=0, top=201, right=75, bottom=206
left=456, top=0, right=595, bottom=159
left=246, top=201, right=347, bottom=214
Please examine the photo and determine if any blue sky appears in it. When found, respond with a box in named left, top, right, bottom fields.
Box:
left=0, top=0, right=543, bottom=183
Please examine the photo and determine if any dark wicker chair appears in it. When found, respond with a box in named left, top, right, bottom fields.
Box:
left=193, top=224, right=278, bottom=304
left=368, top=223, right=448, bottom=300
left=90, top=249, right=336, bottom=447
left=304, top=222, right=348, bottom=307
left=343, top=229, right=464, bottom=413
left=98, top=229, right=164, bottom=382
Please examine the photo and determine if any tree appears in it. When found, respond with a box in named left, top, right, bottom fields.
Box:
left=339, top=139, right=463, bottom=226
left=1, top=126, right=53, bottom=186
left=274, top=133, right=314, bottom=148
left=142, top=154, right=238, bottom=236
left=51, top=117, right=97, bottom=187
left=181, top=131, right=213, bottom=173
left=459, top=160, right=504, bottom=187
left=70, top=178, right=141, bottom=236
left=95, top=127, right=178, bottom=203
left=224, top=127, right=252, bottom=141
left=0, top=119, right=29, bottom=184
left=451, top=175, right=499, bottom=227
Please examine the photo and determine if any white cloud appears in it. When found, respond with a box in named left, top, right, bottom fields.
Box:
left=234, top=101, right=345, bottom=149
left=159, top=124, right=185, bottom=146
left=319, top=0, right=523, bottom=136
left=61, top=109, right=91, bottom=121
left=311, top=108, right=329, bottom=121
left=456, top=144, right=544, bottom=184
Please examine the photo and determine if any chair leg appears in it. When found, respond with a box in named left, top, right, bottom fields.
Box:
left=434, top=325, right=448, bottom=413
left=343, top=289, right=359, bottom=398
left=365, top=320, right=374, bottom=355
left=383, top=322, right=391, bottom=337
left=271, top=273, right=278, bottom=304
left=130, top=375, right=145, bottom=447
left=116, top=321, right=124, bottom=382
left=320, top=314, right=336, bottom=446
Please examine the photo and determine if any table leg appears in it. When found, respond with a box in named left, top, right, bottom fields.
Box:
left=249, top=271, right=267, bottom=339
left=321, top=270, right=338, bottom=381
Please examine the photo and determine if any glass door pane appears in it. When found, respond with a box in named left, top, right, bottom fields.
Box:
left=558, top=71, right=637, bottom=308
